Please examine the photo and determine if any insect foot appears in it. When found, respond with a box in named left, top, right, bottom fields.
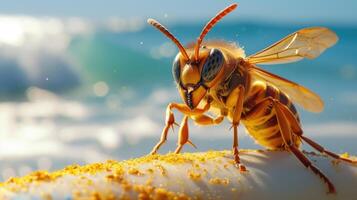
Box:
left=232, top=147, right=248, bottom=172
left=236, top=163, right=247, bottom=172
left=174, top=116, right=197, bottom=154
left=150, top=109, right=178, bottom=155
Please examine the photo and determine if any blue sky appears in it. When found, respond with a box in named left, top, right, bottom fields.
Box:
left=0, top=0, right=356, bottom=24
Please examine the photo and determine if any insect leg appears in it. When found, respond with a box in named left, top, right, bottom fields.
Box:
left=289, top=145, right=336, bottom=194
left=191, top=114, right=224, bottom=125
left=277, top=101, right=357, bottom=164
left=274, top=101, right=303, bottom=135
left=174, top=116, right=196, bottom=154
left=150, top=102, right=209, bottom=155
left=174, top=114, right=224, bottom=154
left=274, top=101, right=336, bottom=194
left=169, top=102, right=210, bottom=115
left=229, top=86, right=246, bottom=171
left=150, top=104, right=177, bottom=155
left=301, top=136, right=357, bottom=164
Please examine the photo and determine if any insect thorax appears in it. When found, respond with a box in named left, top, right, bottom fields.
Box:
left=215, top=66, right=248, bottom=102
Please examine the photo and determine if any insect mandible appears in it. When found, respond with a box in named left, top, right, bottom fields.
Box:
left=147, top=3, right=357, bottom=193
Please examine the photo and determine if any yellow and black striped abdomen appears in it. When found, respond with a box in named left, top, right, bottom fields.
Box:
left=241, top=81, right=301, bottom=149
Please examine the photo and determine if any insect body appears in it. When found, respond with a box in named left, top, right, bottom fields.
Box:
left=148, top=3, right=356, bottom=193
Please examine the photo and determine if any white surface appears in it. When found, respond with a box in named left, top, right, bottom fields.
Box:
left=0, top=150, right=356, bottom=200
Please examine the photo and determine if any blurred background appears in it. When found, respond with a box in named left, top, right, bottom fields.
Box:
left=0, top=0, right=356, bottom=181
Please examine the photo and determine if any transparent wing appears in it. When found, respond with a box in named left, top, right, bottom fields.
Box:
left=246, top=27, right=338, bottom=65
left=249, top=66, right=324, bottom=113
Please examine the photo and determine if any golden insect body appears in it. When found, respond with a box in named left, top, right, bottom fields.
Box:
left=147, top=3, right=356, bottom=193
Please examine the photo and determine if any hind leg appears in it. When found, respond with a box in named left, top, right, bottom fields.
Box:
left=273, top=100, right=336, bottom=193
left=276, top=102, right=357, bottom=164
left=300, top=136, right=357, bottom=164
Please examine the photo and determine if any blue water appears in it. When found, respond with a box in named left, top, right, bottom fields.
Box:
left=0, top=21, right=356, bottom=180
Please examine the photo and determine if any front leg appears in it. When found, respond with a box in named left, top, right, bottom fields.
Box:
left=227, top=85, right=246, bottom=171
left=191, top=114, right=224, bottom=126
left=174, top=116, right=197, bottom=153
left=173, top=113, right=226, bottom=154
left=150, top=102, right=210, bottom=155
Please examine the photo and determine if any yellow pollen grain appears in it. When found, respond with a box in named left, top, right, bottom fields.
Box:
left=341, top=152, right=350, bottom=158
left=187, top=170, right=202, bottom=181
left=90, top=191, right=101, bottom=200
left=193, top=163, right=200, bottom=168
left=106, top=174, right=123, bottom=183
left=154, top=188, right=169, bottom=200
left=146, top=168, right=154, bottom=174
left=145, top=177, right=153, bottom=186
left=121, top=181, right=132, bottom=192
left=0, top=150, right=240, bottom=196
left=128, top=168, right=143, bottom=176
left=155, top=164, right=167, bottom=176
left=209, top=178, right=229, bottom=185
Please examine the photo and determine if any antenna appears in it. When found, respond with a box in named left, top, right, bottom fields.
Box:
left=147, top=18, right=189, bottom=60
left=194, top=3, right=238, bottom=60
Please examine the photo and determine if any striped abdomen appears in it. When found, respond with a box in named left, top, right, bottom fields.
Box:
left=241, top=81, right=301, bottom=149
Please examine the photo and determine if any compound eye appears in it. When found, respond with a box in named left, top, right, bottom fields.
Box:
left=172, top=55, right=181, bottom=84
left=201, top=48, right=224, bottom=82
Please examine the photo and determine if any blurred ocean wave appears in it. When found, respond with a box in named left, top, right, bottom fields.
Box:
left=0, top=16, right=147, bottom=97
left=0, top=15, right=356, bottom=180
